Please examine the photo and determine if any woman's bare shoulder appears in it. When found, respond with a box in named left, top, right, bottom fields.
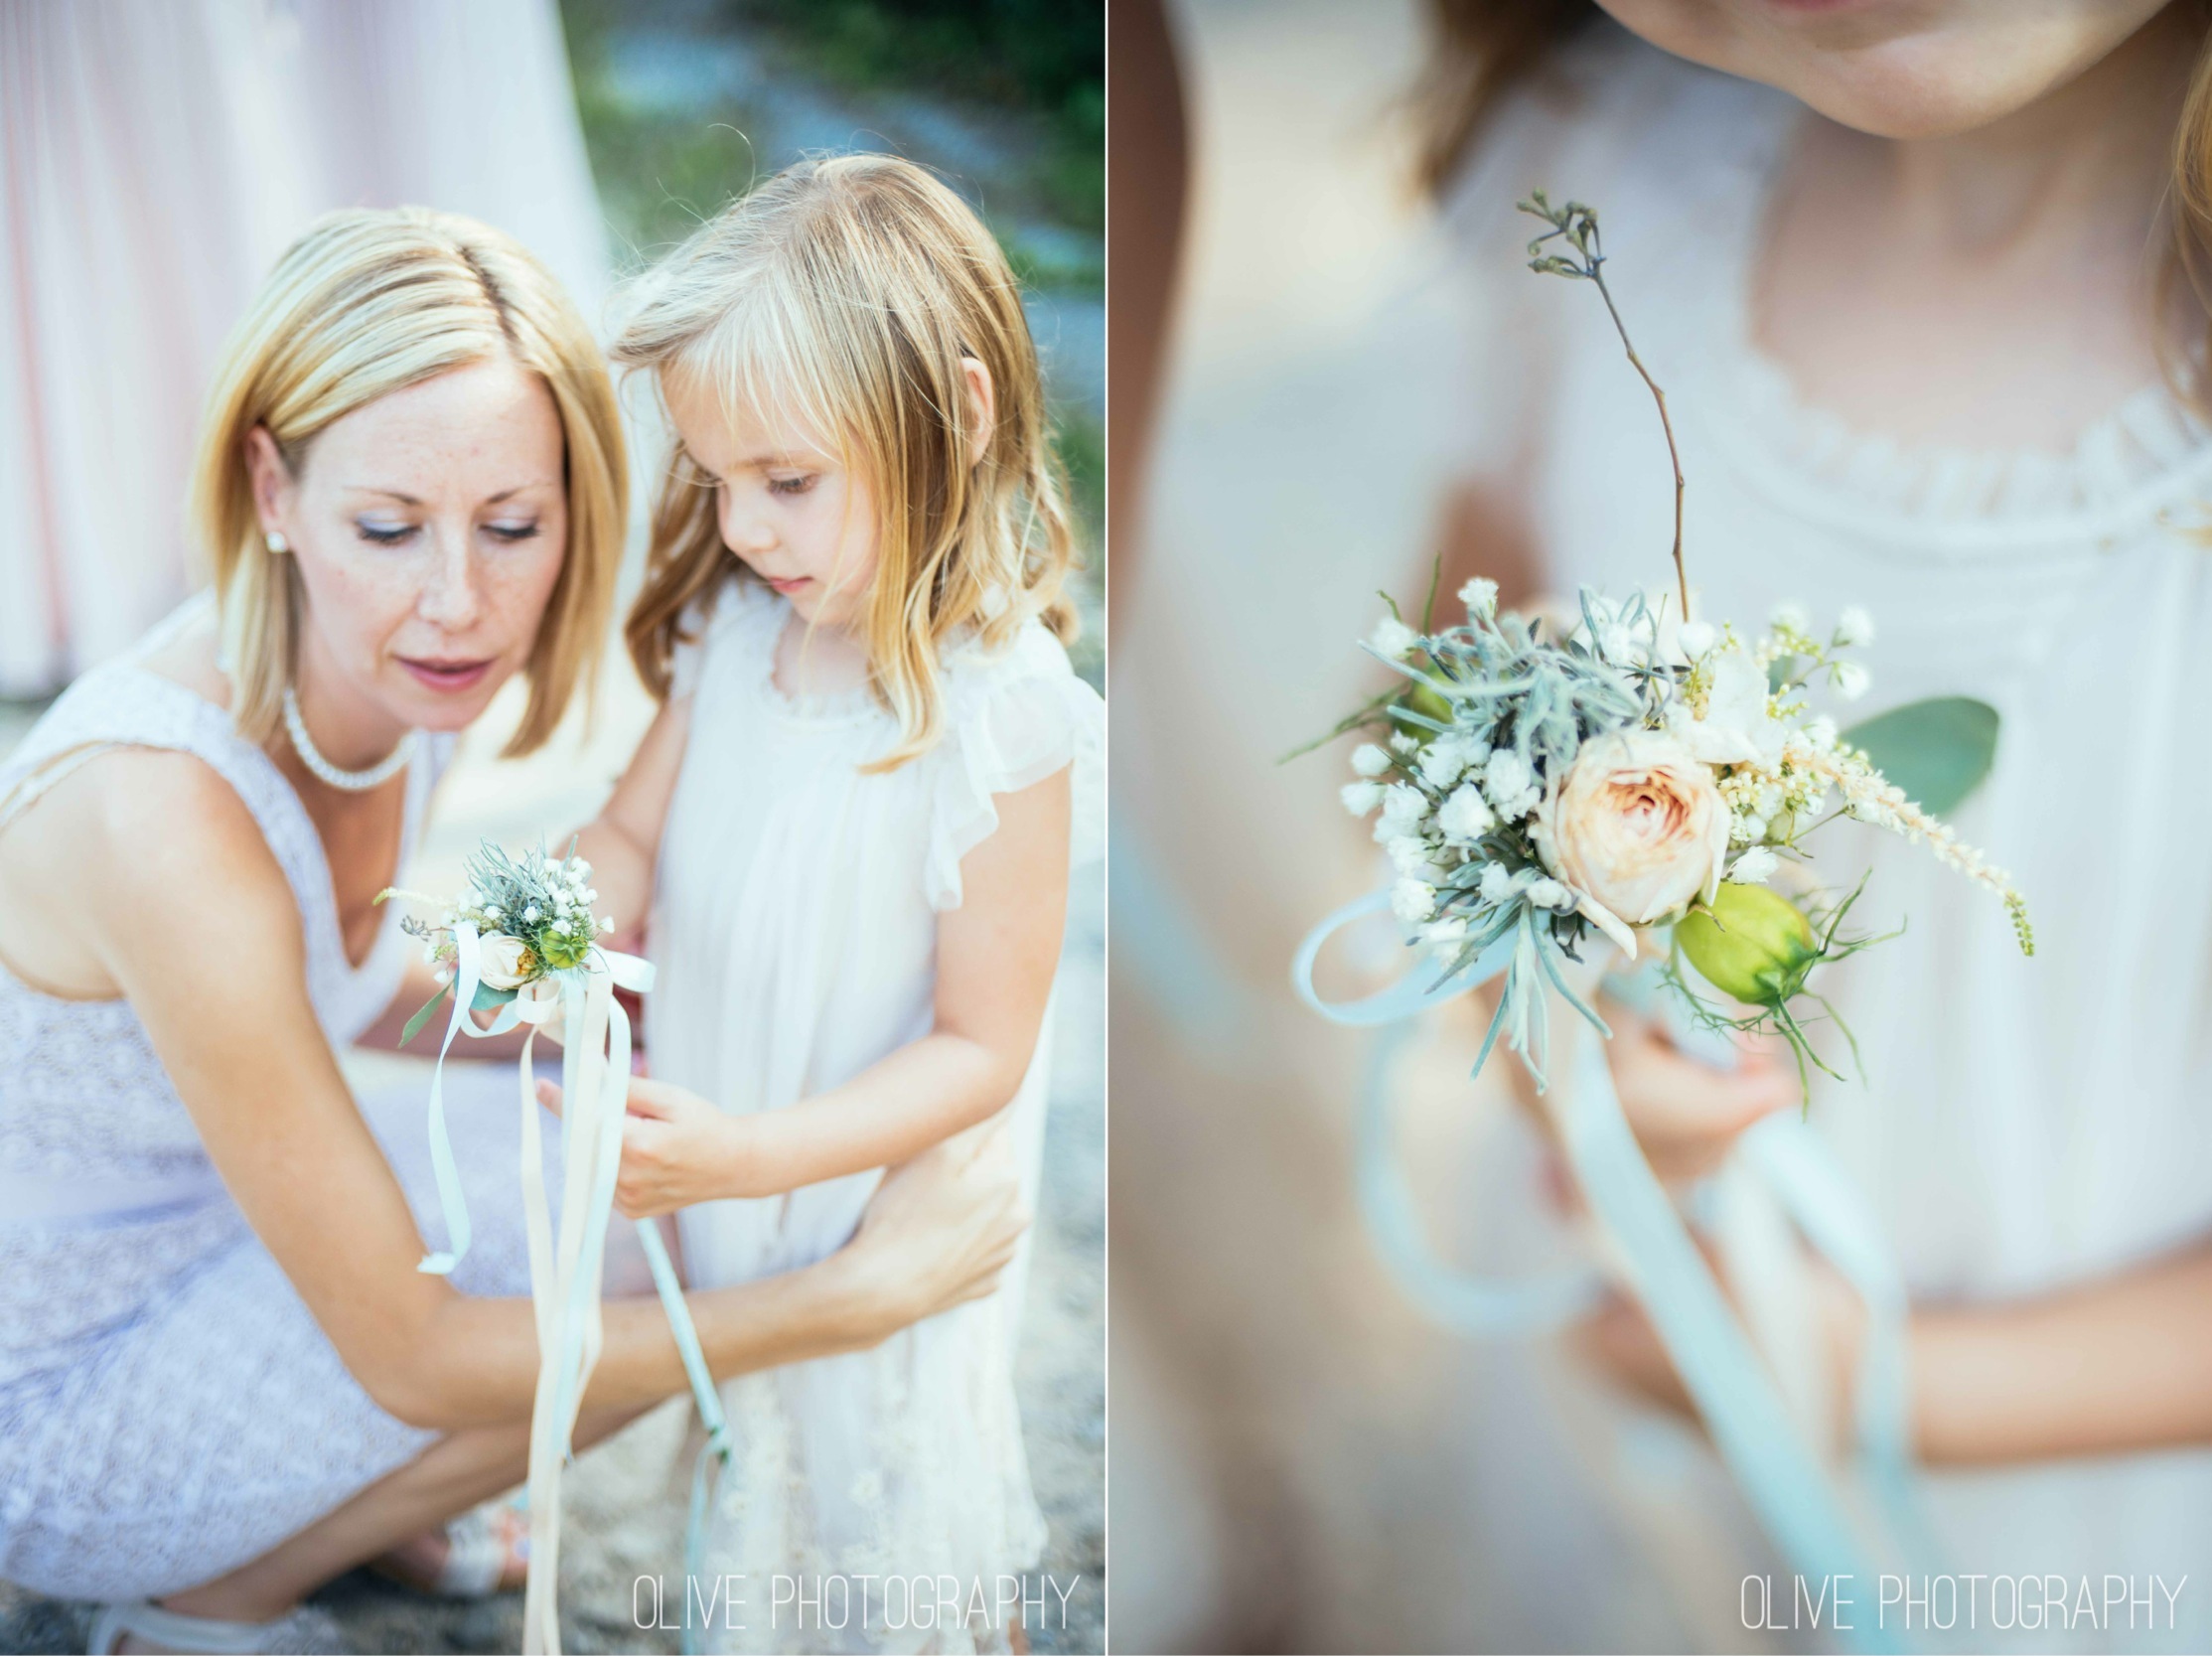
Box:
left=0, top=740, right=296, bottom=996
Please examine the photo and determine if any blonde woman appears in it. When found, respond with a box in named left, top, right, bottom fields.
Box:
left=0, top=207, right=1025, bottom=1656
left=555, top=156, right=1103, bottom=1652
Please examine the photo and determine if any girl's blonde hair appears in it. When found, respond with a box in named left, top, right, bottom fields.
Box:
left=613, top=153, right=1080, bottom=772
left=1414, top=2, right=2212, bottom=400
left=190, top=206, right=628, bottom=758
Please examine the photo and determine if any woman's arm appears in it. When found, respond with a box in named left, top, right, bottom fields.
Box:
left=568, top=765, right=1073, bottom=1218
left=42, top=748, right=1020, bottom=1431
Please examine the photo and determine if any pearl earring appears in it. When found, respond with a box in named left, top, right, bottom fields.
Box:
left=264, top=530, right=289, bottom=553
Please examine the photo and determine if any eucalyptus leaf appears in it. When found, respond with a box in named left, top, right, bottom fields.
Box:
left=398, top=984, right=450, bottom=1048
left=471, top=981, right=519, bottom=1012
left=1842, top=696, right=1999, bottom=817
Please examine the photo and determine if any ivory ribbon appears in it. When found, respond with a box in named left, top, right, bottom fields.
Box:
left=1295, top=890, right=1931, bottom=1654
left=408, top=921, right=731, bottom=1656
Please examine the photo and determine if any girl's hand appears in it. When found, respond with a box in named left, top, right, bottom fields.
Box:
left=832, top=1121, right=1031, bottom=1339
left=1577, top=1245, right=1867, bottom=1448
left=535, top=1076, right=755, bottom=1218
left=1592, top=998, right=1801, bottom=1183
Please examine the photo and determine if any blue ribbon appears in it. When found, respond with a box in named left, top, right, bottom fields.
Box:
left=1297, top=890, right=1929, bottom=1652
left=636, top=1217, right=734, bottom=1656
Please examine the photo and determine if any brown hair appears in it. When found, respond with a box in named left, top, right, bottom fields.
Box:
left=191, top=207, right=628, bottom=757
left=614, top=154, right=1080, bottom=772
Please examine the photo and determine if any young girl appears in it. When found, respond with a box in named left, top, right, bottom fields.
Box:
left=1115, top=2, right=2212, bottom=1649
left=1418, top=0, right=2212, bottom=1646
left=566, top=155, right=1101, bottom=1653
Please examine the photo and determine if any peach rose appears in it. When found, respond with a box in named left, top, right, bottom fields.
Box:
left=1536, top=729, right=1728, bottom=959
left=475, top=932, right=534, bottom=990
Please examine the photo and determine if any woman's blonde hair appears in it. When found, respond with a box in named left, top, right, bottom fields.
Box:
left=613, top=153, right=1079, bottom=772
left=189, top=206, right=628, bottom=758
left=1415, top=1, right=2212, bottom=398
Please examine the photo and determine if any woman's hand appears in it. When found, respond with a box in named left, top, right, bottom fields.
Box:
left=826, top=1121, right=1031, bottom=1342
left=535, top=1076, right=755, bottom=1218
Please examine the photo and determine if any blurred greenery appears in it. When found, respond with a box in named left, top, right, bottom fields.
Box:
left=556, top=0, right=1101, bottom=679
left=729, top=0, right=1103, bottom=233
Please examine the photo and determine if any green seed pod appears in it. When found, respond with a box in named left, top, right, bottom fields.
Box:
left=538, top=929, right=591, bottom=972
left=1676, top=882, right=1820, bottom=1006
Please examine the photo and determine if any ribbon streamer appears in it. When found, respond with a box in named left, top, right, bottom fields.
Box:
left=405, top=920, right=728, bottom=1656
left=1296, top=891, right=1929, bottom=1653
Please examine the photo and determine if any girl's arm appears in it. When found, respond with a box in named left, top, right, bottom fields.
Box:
left=37, top=748, right=1019, bottom=1431
left=1585, top=1219, right=2212, bottom=1464
left=572, top=691, right=694, bottom=948
left=355, top=696, right=692, bottom=1053
left=567, top=765, right=1073, bottom=1218
left=1909, top=1242, right=2212, bottom=1462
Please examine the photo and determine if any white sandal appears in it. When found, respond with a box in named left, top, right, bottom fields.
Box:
left=85, top=1599, right=349, bottom=1654
left=369, top=1496, right=529, bottom=1598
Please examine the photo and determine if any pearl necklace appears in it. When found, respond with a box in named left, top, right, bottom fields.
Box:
left=281, top=686, right=418, bottom=792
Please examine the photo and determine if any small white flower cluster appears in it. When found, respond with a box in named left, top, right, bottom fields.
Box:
left=1668, top=602, right=1886, bottom=861
left=1343, top=722, right=1556, bottom=955
left=400, top=846, right=620, bottom=990
left=1714, top=723, right=1840, bottom=848
left=499, top=854, right=615, bottom=942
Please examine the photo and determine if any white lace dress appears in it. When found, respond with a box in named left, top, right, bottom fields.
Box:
left=646, top=576, right=1103, bottom=1655
left=0, top=655, right=552, bottom=1600
left=1432, top=24, right=2212, bottom=1649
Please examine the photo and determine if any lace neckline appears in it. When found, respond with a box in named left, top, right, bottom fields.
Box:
left=736, top=586, right=1001, bottom=724
left=1671, top=83, right=2212, bottom=547
left=743, top=599, right=881, bottom=724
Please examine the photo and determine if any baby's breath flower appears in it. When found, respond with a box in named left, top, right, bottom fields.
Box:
left=1351, top=743, right=1392, bottom=778
left=1836, top=607, right=1875, bottom=648
left=1483, top=749, right=1540, bottom=822
left=1341, top=780, right=1383, bottom=817
left=1526, top=877, right=1576, bottom=910
left=1370, top=616, right=1418, bottom=661
left=1379, top=783, right=1429, bottom=837
left=1386, top=834, right=1439, bottom=876
left=1458, top=576, right=1499, bottom=619
left=1727, top=846, right=1779, bottom=885
left=1391, top=877, right=1436, bottom=924
left=1437, top=783, right=1497, bottom=843
left=1419, top=737, right=1472, bottom=789
left=1834, top=661, right=1870, bottom=701
left=1770, top=600, right=1810, bottom=636
left=1677, top=619, right=1716, bottom=659
left=522, top=905, right=540, bottom=924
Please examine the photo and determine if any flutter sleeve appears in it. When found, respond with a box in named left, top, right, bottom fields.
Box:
left=924, top=624, right=1105, bottom=912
